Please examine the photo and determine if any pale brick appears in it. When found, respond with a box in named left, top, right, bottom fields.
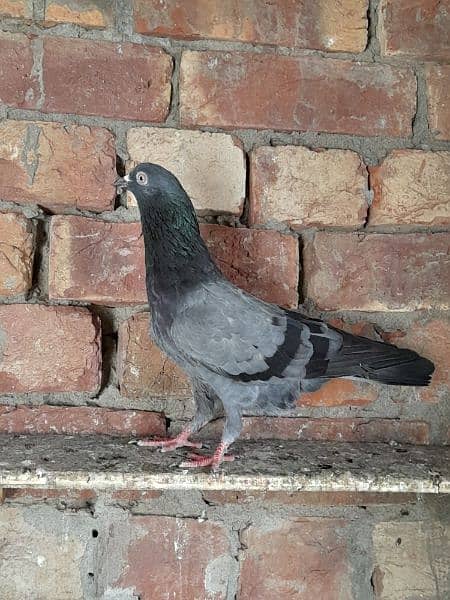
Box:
left=0, top=120, right=116, bottom=212
left=250, top=146, right=368, bottom=228
left=369, top=150, right=450, bottom=226
left=118, top=312, right=192, bottom=399
left=134, top=0, right=368, bottom=52
left=126, top=127, right=245, bottom=215
left=0, top=506, right=90, bottom=600
left=0, top=0, right=32, bottom=18
left=303, top=232, right=450, bottom=311
left=0, top=212, right=34, bottom=296
left=44, top=0, right=113, bottom=28
left=0, top=305, right=101, bottom=393
left=372, top=522, right=450, bottom=599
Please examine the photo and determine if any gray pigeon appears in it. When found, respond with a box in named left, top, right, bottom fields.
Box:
left=115, top=163, right=434, bottom=470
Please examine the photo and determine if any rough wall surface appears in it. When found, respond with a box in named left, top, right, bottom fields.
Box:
left=0, top=0, right=449, bottom=598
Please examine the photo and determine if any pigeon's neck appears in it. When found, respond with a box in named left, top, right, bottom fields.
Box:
left=140, top=206, right=219, bottom=305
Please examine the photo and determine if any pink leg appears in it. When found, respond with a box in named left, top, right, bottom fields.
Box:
left=179, top=441, right=235, bottom=470
left=135, top=428, right=202, bottom=452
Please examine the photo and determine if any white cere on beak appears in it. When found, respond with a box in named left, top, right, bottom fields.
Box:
left=124, top=174, right=130, bottom=182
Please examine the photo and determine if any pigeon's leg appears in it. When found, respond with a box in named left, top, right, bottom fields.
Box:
left=135, top=380, right=221, bottom=451
left=179, top=404, right=242, bottom=470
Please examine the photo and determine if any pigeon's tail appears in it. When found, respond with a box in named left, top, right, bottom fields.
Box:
left=325, top=332, right=434, bottom=387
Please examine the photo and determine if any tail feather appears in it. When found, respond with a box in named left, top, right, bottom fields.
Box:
left=325, top=331, right=434, bottom=387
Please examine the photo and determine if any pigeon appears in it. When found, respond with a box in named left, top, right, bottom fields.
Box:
left=115, top=163, right=434, bottom=470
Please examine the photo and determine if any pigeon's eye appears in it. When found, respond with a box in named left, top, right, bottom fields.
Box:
left=136, top=171, right=148, bottom=186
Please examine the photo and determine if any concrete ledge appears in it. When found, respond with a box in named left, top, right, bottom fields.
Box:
left=0, top=434, right=448, bottom=494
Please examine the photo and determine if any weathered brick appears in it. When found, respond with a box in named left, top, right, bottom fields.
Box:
left=42, top=37, right=172, bottom=121
left=0, top=506, right=90, bottom=599
left=250, top=146, right=368, bottom=229
left=118, top=312, right=192, bottom=399
left=0, top=0, right=32, bottom=18
left=369, top=150, right=450, bottom=226
left=0, top=120, right=116, bottom=211
left=0, top=33, right=38, bottom=108
left=303, top=232, right=450, bottom=311
left=201, top=417, right=430, bottom=444
left=180, top=51, right=415, bottom=137
left=134, top=0, right=368, bottom=52
left=4, top=487, right=97, bottom=506
left=0, top=213, right=34, bottom=297
left=382, top=318, right=450, bottom=404
left=239, top=519, right=352, bottom=599
left=426, top=65, right=450, bottom=140
left=0, top=305, right=101, bottom=393
left=202, top=490, right=417, bottom=506
left=111, top=516, right=232, bottom=599
left=44, top=0, right=113, bottom=28
left=126, top=127, right=245, bottom=215
left=0, top=405, right=165, bottom=437
left=49, top=216, right=299, bottom=306
left=379, top=0, right=450, bottom=61
left=372, top=521, right=450, bottom=599
left=201, top=225, right=299, bottom=308
left=49, top=216, right=146, bottom=305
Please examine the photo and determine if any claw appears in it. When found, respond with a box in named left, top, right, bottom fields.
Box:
left=179, top=441, right=234, bottom=470
left=133, top=430, right=201, bottom=451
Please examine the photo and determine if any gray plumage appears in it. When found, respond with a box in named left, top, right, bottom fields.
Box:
left=115, top=163, right=434, bottom=469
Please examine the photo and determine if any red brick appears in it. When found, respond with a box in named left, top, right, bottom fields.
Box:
left=202, top=490, right=417, bottom=506
left=180, top=51, right=415, bottom=137
left=0, top=120, right=116, bottom=212
left=49, top=217, right=299, bottom=306
left=250, top=146, right=368, bottom=229
left=0, top=304, right=101, bottom=393
left=303, top=232, right=450, bottom=311
left=113, top=516, right=232, bottom=599
left=0, top=213, right=34, bottom=297
left=4, top=488, right=96, bottom=505
left=299, top=378, right=378, bottom=407
left=0, top=0, right=32, bottom=18
left=44, top=0, right=113, bottom=28
left=0, top=33, right=39, bottom=109
left=426, top=65, right=450, bottom=140
left=126, top=127, right=246, bottom=216
left=239, top=519, right=352, bottom=599
left=379, top=0, right=450, bottom=61
left=201, top=417, right=430, bottom=444
left=0, top=405, right=165, bottom=436
left=369, top=150, right=450, bottom=226
left=49, top=216, right=146, bottom=305
left=134, top=0, right=368, bottom=52
left=202, top=225, right=299, bottom=308
left=42, top=37, right=172, bottom=121
left=118, top=312, right=192, bottom=399
left=381, top=318, right=450, bottom=404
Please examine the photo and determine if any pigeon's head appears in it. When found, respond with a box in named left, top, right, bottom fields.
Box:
left=114, top=163, right=194, bottom=217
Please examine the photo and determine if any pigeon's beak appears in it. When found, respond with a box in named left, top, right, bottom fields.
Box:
left=114, top=174, right=130, bottom=191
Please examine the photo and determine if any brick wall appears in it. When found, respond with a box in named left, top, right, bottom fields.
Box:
left=0, top=1, right=449, bottom=598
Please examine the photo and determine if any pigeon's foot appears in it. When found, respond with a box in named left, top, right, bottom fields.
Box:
left=179, top=442, right=235, bottom=471
left=134, top=429, right=202, bottom=452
